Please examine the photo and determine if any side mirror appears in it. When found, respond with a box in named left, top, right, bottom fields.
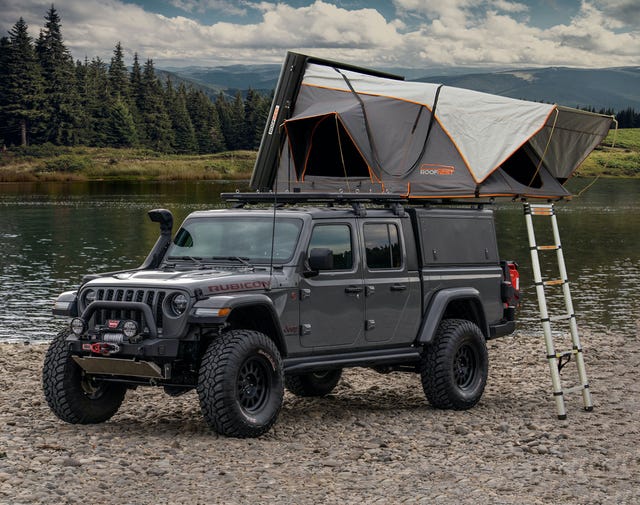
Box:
left=308, top=248, right=334, bottom=271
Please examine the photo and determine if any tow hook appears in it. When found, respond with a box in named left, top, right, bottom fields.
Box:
left=83, top=342, right=121, bottom=356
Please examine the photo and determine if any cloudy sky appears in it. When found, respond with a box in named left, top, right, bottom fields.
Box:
left=1, top=0, right=638, bottom=69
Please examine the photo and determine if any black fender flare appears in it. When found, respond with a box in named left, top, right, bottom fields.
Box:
left=416, top=288, right=489, bottom=345
left=52, top=290, right=78, bottom=317
left=189, top=293, right=287, bottom=354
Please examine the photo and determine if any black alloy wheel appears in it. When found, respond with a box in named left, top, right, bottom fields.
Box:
left=420, top=318, right=488, bottom=410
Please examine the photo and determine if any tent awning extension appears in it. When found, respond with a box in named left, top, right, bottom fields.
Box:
left=251, top=52, right=614, bottom=199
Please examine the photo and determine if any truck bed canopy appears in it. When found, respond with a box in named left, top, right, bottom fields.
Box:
left=251, top=53, right=613, bottom=199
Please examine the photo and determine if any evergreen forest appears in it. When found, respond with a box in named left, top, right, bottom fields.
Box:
left=0, top=6, right=271, bottom=154
left=1, top=6, right=638, bottom=157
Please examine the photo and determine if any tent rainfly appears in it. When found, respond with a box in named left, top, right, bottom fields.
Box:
left=250, top=52, right=614, bottom=199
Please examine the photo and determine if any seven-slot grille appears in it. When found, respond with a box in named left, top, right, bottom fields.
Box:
left=90, top=288, right=167, bottom=332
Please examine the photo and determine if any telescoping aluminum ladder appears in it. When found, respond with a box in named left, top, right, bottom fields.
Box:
left=523, top=203, right=593, bottom=419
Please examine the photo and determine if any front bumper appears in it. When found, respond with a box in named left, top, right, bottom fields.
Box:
left=66, top=333, right=184, bottom=380
left=66, top=334, right=181, bottom=358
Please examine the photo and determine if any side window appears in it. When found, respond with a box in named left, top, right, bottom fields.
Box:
left=308, top=224, right=353, bottom=270
left=364, top=223, right=401, bottom=269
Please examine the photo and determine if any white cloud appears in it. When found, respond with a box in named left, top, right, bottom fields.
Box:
left=169, top=0, right=248, bottom=17
left=593, top=0, right=640, bottom=25
left=490, top=0, right=529, bottom=13
left=395, top=0, right=638, bottom=67
left=0, top=0, right=637, bottom=69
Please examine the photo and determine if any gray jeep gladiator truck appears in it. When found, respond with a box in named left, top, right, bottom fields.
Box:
left=44, top=194, right=520, bottom=437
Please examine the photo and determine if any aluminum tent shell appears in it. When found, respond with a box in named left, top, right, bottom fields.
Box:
left=251, top=53, right=613, bottom=199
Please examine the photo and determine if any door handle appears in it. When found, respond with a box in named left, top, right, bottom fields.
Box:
left=390, top=284, right=407, bottom=291
left=345, top=286, right=363, bottom=294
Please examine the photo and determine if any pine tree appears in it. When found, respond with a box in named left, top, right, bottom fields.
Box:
left=105, top=96, right=138, bottom=147
left=243, top=88, right=270, bottom=150
left=80, top=57, right=110, bottom=146
left=139, top=59, right=174, bottom=151
left=36, top=6, right=81, bottom=145
left=165, top=80, right=197, bottom=153
left=108, top=42, right=130, bottom=102
left=0, top=18, right=45, bottom=146
left=215, top=91, right=233, bottom=150
left=129, top=52, right=146, bottom=144
left=216, top=91, right=246, bottom=151
left=229, top=91, right=246, bottom=150
left=74, top=58, right=89, bottom=143
left=187, top=88, right=225, bottom=153
left=242, top=88, right=259, bottom=150
left=0, top=37, right=11, bottom=146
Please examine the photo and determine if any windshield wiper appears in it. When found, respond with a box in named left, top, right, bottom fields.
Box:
left=209, top=256, right=254, bottom=269
left=166, top=255, right=205, bottom=266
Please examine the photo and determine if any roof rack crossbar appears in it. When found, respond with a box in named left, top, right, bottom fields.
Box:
left=222, top=192, right=406, bottom=204
left=221, top=192, right=496, bottom=207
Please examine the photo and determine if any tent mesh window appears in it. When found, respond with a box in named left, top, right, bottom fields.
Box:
left=500, top=145, right=543, bottom=188
left=288, top=114, right=370, bottom=180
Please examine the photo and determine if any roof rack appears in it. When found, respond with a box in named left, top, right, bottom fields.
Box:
left=222, top=192, right=407, bottom=205
left=221, top=192, right=495, bottom=206
left=221, top=192, right=495, bottom=218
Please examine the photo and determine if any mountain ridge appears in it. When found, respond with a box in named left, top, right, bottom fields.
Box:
left=163, top=64, right=640, bottom=111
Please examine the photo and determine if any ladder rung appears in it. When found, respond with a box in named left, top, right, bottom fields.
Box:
left=550, top=314, right=573, bottom=322
left=549, top=348, right=582, bottom=359
left=544, top=279, right=565, bottom=286
left=563, top=384, right=588, bottom=395
left=530, top=208, right=554, bottom=216
left=547, top=350, right=575, bottom=360
left=537, top=245, right=560, bottom=251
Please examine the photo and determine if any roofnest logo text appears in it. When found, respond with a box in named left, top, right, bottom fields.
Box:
left=419, top=164, right=456, bottom=176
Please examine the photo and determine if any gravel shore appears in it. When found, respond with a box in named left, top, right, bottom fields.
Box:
left=1, top=327, right=638, bottom=505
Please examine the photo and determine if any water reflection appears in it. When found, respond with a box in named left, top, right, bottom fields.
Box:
left=0, top=178, right=638, bottom=342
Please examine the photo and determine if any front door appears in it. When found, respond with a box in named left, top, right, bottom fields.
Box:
left=299, top=222, right=365, bottom=348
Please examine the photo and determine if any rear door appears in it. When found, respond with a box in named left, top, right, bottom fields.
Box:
left=359, top=219, right=421, bottom=344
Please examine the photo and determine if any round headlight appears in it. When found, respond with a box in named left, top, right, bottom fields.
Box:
left=122, top=320, right=139, bottom=338
left=170, top=293, right=189, bottom=316
left=70, top=318, right=86, bottom=336
left=84, top=289, right=96, bottom=304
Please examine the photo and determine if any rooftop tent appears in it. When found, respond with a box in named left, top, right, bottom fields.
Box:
left=251, top=52, right=613, bottom=199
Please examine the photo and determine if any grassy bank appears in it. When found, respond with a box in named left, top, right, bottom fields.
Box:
left=0, top=145, right=256, bottom=182
left=576, top=128, right=640, bottom=178
left=0, top=129, right=638, bottom=182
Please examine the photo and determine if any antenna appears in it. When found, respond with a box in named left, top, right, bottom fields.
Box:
left=268, top=123, right=287, bottom=287
left=268, top=185, right=278, bottom=288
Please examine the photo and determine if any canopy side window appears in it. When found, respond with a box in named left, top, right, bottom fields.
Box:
left=286, top=114, right=370, bottom=180
left=500, top=144, right=543, bottom=189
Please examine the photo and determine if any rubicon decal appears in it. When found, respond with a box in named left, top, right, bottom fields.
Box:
left=208, top=280, right=270, bottom=293
left=419, top=164, right=455, bottom=176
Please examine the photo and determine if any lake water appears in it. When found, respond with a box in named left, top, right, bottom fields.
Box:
left=0, top=178, right=638, bottom=342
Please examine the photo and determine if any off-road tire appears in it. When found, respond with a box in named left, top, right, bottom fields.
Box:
left=42, top=329, right=127, bottom=424
left=420, top=319, right=488, bottom=410
left=197, top=329, right=284, bottom=438
left=285, top=369, right=342, bottom=397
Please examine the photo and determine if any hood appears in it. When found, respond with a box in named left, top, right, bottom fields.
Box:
left=84, top=268, right=274, bottom=295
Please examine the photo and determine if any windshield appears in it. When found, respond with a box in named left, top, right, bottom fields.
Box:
left=166, top=216, right=303, bottom=264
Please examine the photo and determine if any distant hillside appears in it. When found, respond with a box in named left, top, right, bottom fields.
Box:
left=417, top=67, right=640, bottom=110
left=164, top=64, right=640, bottom=111
left=163, top=64, right=280, bottom=97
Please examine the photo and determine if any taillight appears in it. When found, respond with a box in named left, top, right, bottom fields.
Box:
left=501, top=261, right=520, bottom=320
left=508, top=262, right=520, bottom=292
